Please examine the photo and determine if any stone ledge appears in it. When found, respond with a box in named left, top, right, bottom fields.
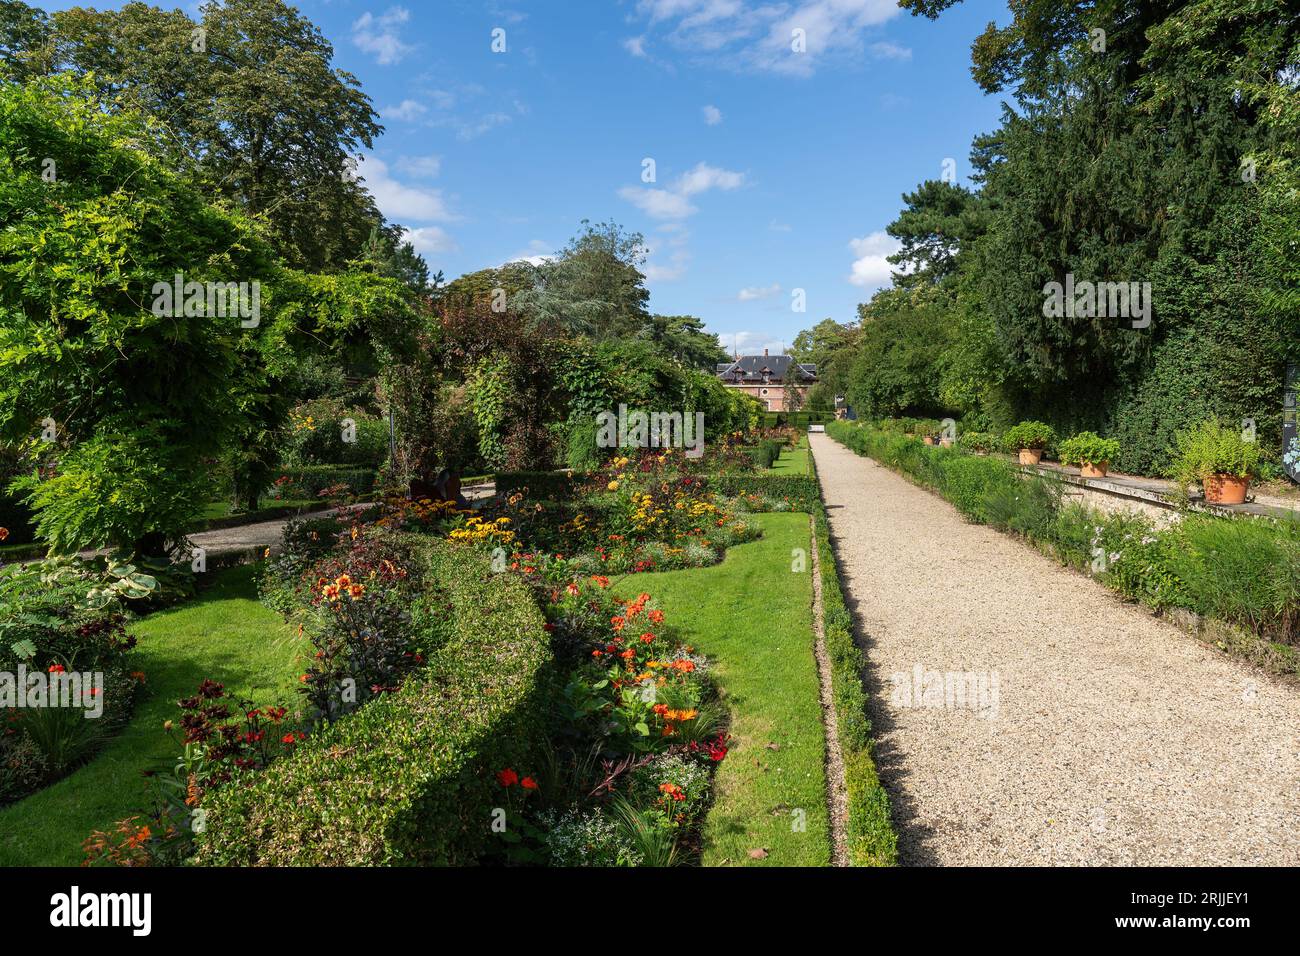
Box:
left=1020, top=460, right=1296, bottom=521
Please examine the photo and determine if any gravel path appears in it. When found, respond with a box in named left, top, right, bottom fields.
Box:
left=810, top=433, right=1300, bottom=866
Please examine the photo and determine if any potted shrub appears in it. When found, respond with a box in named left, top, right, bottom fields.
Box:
left=1169, top=417, right=1262, bottom=505
left=1004, top=421, right=1057, bottom=466
left=1058, top=431, right=1121, bottom=478
left=959, top=431, right=997, bottom=456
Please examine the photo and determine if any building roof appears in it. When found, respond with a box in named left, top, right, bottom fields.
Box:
left=716, top=354, right=817, bottom=384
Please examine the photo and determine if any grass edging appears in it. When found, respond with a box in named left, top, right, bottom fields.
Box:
left=725, top=463, right=899, bottom=866
left=807, top=454, right=898, bottom=866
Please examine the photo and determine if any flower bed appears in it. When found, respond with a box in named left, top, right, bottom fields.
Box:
left=1, top=555, right=156, bottom=807
left=193, top=535, right=553, bottom=865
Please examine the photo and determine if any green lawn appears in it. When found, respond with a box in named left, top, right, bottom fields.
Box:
left=770, top=438, right=810, bottom=475
left=615, top=512, right=830, bottom=866
left=0, top=564, right=304, bottom=866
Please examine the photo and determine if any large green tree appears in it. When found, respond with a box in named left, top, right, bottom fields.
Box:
left=29, top=0, right=390, bottom=272
left=0, top=74, right=415, bottom=548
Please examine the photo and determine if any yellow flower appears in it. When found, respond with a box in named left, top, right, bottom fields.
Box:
left=607, top=480, right=619, bottom=491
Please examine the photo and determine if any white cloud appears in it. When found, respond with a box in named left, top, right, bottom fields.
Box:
left=769, top=219, right=792, bottom=232
left=618, top=186, right=699, bottom=220
left=624, top=35, right=648, bottom=57
left=384, top=99, right=428, bottom=122
left=395, top=154, right=442, bottom=178
left=359, top=156, right=459, bottom=223
left=505, top=240, right=553, bottom=266
left=644, top=251, right=690, bottom=282
left=737, top=283, right=781, bottom=301
left=402, top=226, right=457, bottom=255
left=618, top=162, right=743, bottom=222
left=847, top=231, right=901, bottom=288
left=869, top=40, right=912, bottom=61
left=674, top=161, right=744, bottom=196
left=353, top=7, right=416, bottom=66
left=642, top=229, right=692, bottom=281
left=712, top=329, right=787, bottom=356
left=633, top=0, right=901, bottom=76
left=702, top=104, right=723, bottom=125
left=446, top=112, right=512, bottom=141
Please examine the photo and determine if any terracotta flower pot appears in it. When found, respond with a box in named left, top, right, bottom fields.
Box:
left=1080, top=461, right=1109, bottom=478
left=939, top=437, right=954, bottom=448
left=923, top=436, right=936, bottom=446
left=1018, top=448, right=1044, bottom=466
left=1203, top=473, right=1249, bottom=505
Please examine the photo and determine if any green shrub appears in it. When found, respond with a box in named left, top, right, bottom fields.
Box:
left=565, top=419, right=603, bottom=473
left=939, top=455, right=1019, bottom=524
left=272, top=465, right=377, bottom=499
left=1167, top=516, right=1300, bottom=640
left=1168, top=417, right=1263, bottom=486
left=1003, top=420, right=1057, bottom=451
left=749, top=438, right=783, bottom=469
left=957, top=430, right=999, bottom=454
left=194, top=538, right=554, bottom=865
left=709, top=474, right=820, bottom=512
left=495, top=471, right=577, bottom=501
left=984, top=473, right=1062, bottom=541
left=12, top=427, right=204, bottom=555
left=284, top=401, right=389, bottom=468
left=1058, top=431, right=1121, bottom=468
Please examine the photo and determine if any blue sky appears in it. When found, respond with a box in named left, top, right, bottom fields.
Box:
left=40, top=0, right=1010, bottom=355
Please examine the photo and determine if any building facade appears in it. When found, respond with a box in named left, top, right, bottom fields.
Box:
left=715, top=349, right=818, bottom=412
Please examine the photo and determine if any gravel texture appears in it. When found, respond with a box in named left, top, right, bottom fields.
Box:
left=810, top=433, right=1300, bottom=866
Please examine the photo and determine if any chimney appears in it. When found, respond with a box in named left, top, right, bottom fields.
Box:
left=763, top=347, right=769, bottom=357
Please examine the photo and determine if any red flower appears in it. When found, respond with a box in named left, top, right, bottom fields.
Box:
left=648, top=610, right=665, bottom=624
left=639, top=632, right=655, bottom=644
left=497, top=768, right=519, bottom=787
left=542, top=623, right=556, bottom=632
left=520, top=776, right=538, bottom=790
left=281, top=733, right=296, bottom=744
left=47, top=664, right=66, bottom=673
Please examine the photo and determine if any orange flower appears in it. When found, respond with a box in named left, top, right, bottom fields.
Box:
left=640, top=632, right=655, bottom=644
left=610, top=616, right=625, bottom=632
left=0, top=527, right=8, bottom=541
left=648, top=610, right=665, bottom=624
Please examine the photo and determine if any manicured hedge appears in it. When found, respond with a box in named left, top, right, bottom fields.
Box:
left=761, top=410, right=835, bottom=428
left=494, top=470, right=577, bottom=500
left=193, top=538, right=554, bottom=865
left=710, top=473, right=821, bottom=512
left=274, top=464, right=377, bottom=498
